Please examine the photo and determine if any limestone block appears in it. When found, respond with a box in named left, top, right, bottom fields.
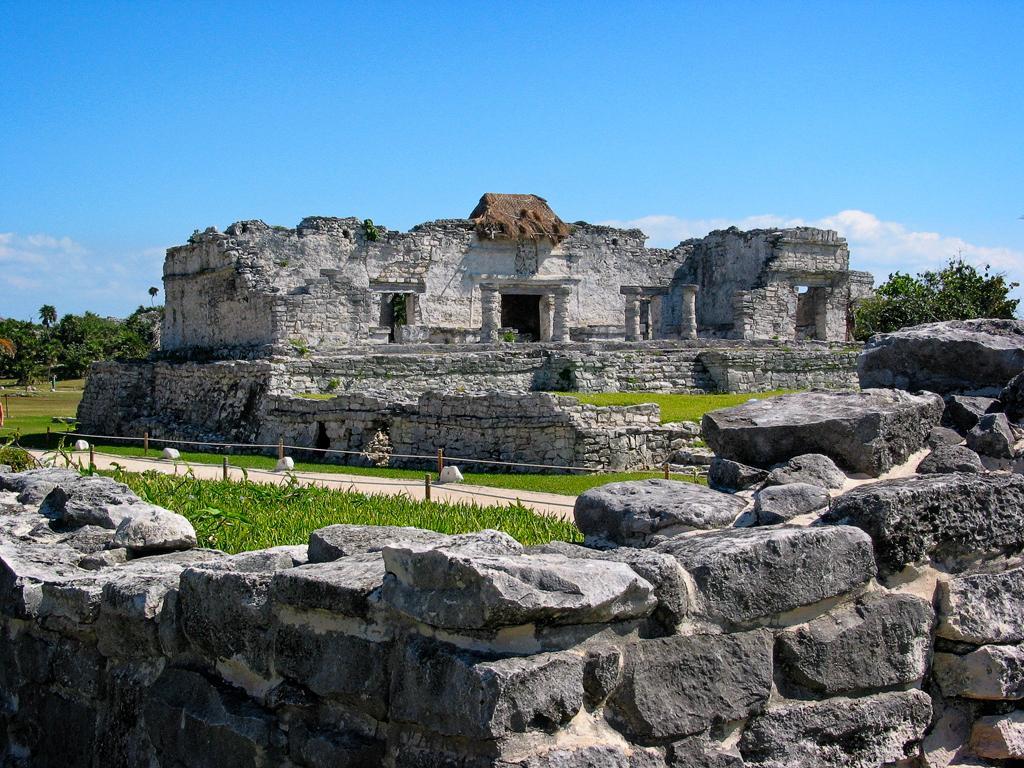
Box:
left=270, top=553, right=385, bottom=618
left=0, top=467, right=81, bottom=505
left=967, top=412, right=1016, bottom=459
left=822, top=473, right=1024, bottom=574
left=39, top=475, right=143, bottom=529
left=934, top=645, right=1024, bottom=700
left=917, top=445, right=984, bottom=474
left=945, top=395, right=999, bottom=432
left=574, top=479, right=746, bottom=547
left=708, top=457, right=767, bottom=492
left=74, top=439, right=90, bottom=451
left=776, top=592, right=933, bottom=694
left=111, top=506, right=197, bottom=555
left=971, top=711, right=1024, bottom=760
left=667, top=735, right=744, bottom=767
left=753, top=482, right=829, bottom=524
left=654, top=525, right=876, bottom=628
left=161, top=447, right=181, bottom=460
left=938, top=566, right=1024, bottom=644
left=307, top=523, right=447, bottom=563
left=438, top=465, right=464, bottom=483
left=606, top=630, right=772, bottom=741
left=274, top=456, right=294, bottom=471
left=765, top=453, right=846, bottom=489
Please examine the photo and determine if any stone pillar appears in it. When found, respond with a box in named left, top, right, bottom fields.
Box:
left=479, top=286, right=501, bottom=342
left=623, top=291, right=642, bottom=342
left=679, top=284, right=698, bottom=340
left=551, top=288, right=572, bottom=343
left=539, top=295, right=554, bottom=342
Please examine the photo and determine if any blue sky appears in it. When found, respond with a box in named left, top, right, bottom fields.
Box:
left=2, top=0, right=1023, bottom=320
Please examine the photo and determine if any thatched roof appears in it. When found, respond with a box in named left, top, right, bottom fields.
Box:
left=469, top=193, right=571, bottom=245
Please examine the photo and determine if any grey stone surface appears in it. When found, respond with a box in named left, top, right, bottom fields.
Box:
left=708, top=457, right=767, bottom=492
left=765, top=452, right=845, bottom=489
left=966, top=411, right=1017, bottom=458
left=667, top=735, right=744, bottom=767
left=0, top=467, right=81, bottom=505
left=858, top=318, right=1024, bottom=394
left=739, top=689, right=932, bottom=768
left=390, top=637, right=584, bottom=739
left=111, top=506, right=197, bottom=554
left=574, top=479, right=747, bottom=546
left=971, top=711, right=1024, bottom=760
left=1001, top=370, right=1024, bottom=422
left=917, top=444, right=984, bottom=474
left=753, top=482, right=829, bottom=524
left=937, top=566, right=1024, bottom=644
left=270, top=553, right=386, bottom=618
left=702, top=388, right=943, bottom=475
left=822, top=472, right=1024, bottom=573
left=606, top=630, right=772, bottom=741
left=927, top=425, right=964, bottom=449
left=945, top=394, right=999, bottom=433
left=934, top=645, right=1024, bottom=700
left=382, top=542, right=656, bottom=629
left=39, top=475, right=144, bottom=529
left=776, top=592, right=934, bottom=694
left=307, top=523, right=446, bottom=563
left=654, top=525, right=876, bottom=628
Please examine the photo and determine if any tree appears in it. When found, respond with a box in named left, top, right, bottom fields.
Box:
left=854, top=258, right=1020, bottom=340
left=148, top=286, right=159, bottom=306
left=38, top=304, right=57, bottom=328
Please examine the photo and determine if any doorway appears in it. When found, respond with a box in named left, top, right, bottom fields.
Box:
left=379, top=294, right=409, bottom=343
left=500, top=293, right=541, bottom=341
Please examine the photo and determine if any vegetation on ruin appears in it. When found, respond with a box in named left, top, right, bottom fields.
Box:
left=102, top=467, right=583, bottom=552
left=853, top=258, right=1020, bottom=340
left=567, top=390, right=797, bottom=423
left=0, top=307, right=159, bottom=384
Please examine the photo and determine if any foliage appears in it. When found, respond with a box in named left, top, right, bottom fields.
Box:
left=853, top=259, right=1020, bottom=340
left=362, top=219, right=380, bottom=242
left=288, top=337, right=311, bottom=357
left=0, top=441, right=34, bottom=471
left=105, top=468, right=583, bottom=552
left=0, top=306, right=160, bottom=383
left=38, top=305, right=57, bottom=328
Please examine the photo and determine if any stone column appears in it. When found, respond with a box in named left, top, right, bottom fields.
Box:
left=623, top=291, right=642, bottom=342
left=551, top=288, right=572, bottom=343
left=679, top=284, right=698, bottom=340
left=479, top=286, right=501, bottom=342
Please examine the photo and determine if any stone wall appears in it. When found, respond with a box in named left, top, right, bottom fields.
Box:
left=259, top=391, right=680, bottom=472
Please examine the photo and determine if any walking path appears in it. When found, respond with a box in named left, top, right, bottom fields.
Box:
left=47, top=450, right=578, bottom=521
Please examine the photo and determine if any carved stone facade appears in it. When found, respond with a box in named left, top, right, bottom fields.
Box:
left=160, top=196, right=871, bottom=354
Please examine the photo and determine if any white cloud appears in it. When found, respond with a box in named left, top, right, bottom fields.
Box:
left=600, top=210, right=1024, bottom=288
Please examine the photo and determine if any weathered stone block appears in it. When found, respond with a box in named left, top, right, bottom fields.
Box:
left=39, top=475, right=144, bottom=529
left=934, top=645, right=1024, bottom=700
left=606, top=630, right=772, bottom=741
left=270, top=553, right=384, bottom=618
left=111, top=506, right=197, bottom=555
left=708, top=457, right=767, bottom=492
left=937, top=566, right=1024, bottom=644
left=971, top=711, right=1024, bottom=761
left=776, top=592, right=933, bottom=694
left=765, top=453, right=845, bottom=489
left=307, top=523, right=447, bottom=563
left=702, top=389, right=942, bottom=475
left=917, top=444, right=984, bottom=474
left=967, top=412, right=1017, bottom=458
left=654, top=526, right=875, bottom=628
left=753, top=482, right=829, bottom=524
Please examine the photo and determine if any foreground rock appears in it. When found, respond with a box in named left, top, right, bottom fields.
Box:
left=654, top=525, right=875, bottom=628
left=966, top=412, right=1017, bottom=458
left=739, top=689, right=932, bottom=768
left=39, top=475, right=145, bottom=529
left=702, top=389, right=942, bottom=475
left=945, top=394, right=999, bottom=432
left=822, top=472, right=1024, bottom=574
left=937, top=566, right=1024, bottom=644
left=1001, top=371, right=1024, bottom=421
left=917, top=444, right=984, bottom=474
left=308, top=523, right=447, bottom=563
left=753, top=482, right=829, bottom=524
left=574, top=480, right=746, bottom=547
left=858, top=318, right=1024, bottom=394
left=0, top=467, right=81, bottom=505
left=934, top=645, right=1024, bottom=700
left=765, top=453, right=845, bottom=489
left=111, top=506, right=197, bottom=554
left=708, top=457, right=767, bottom=492
left=972, top=711, right=1024, bottom=761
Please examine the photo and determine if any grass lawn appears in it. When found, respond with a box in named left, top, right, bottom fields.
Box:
left=566, top=390, right=797, bottom=423
left=105, top=468, right=583, bottom=552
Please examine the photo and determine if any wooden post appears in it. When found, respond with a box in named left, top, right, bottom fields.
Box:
left=424, top=473, right=432, bottom=501
left=437, top=448, right=444, bottom=475
left=278, top=439, right=285, bottom=460
left=143, top=431, right=149, bottom=456
left=89, top=444, right=95, bottom=471
left=222, top=456, right=229, bottom=481
left=663, top=461, right=670, bottom=480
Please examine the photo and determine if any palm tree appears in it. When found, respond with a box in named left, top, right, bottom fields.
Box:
left=148, top=286, right=159, bottom=306
left=39, top=305, right=57, bottom=328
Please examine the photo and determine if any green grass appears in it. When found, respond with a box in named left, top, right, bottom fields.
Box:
left=104, top=468, right=583, bottom=553
left=1, top=378, right=84, bottom=438
left=565, top=390, right=797, bottom=423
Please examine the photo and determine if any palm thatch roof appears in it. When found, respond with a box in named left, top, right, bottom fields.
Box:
left=469, top=193, right=571, bottom=245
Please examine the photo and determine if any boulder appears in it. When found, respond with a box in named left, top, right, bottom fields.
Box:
left=945, top=394, right=999, bottom=432
left=39, top=476, right=146, bottom=529
left=654, top=526, right=876, bottom=628
left=971, top=711, right=1024, bottom=761
left=927, top=425, right=964, bottom=449
left=0, top=467, right=81, bottom=505
left=111, top=507, right=197, bottom=554
left=606, top=630, right=772, bottom=741
left=752, top=482, right=829, bottom=524
left=765, top=453, right=846, bottom=489
left=73, top=439, right=90, bottom=452
left=270, top=553, right=386, bottom=618
left=382, top=541, right=656, bottom=629
left=274, top=457, right=294, bottom=471
left=937, top=566, right=1024, bottom=644
left=161, top=447, right=180, bottom=460
left=776, top=592, right=933, bottom=694
left=739, top=689, right=932, bottom=768
left=437, top=465, right=464, bottom=483
left=667, top=735, right=744, bottom=768
left=1001, top=371, right=1024, bottom=421
left=701, top=389, right=943, bottom=476
left=389, top=636, right=584, bottom=739
left=858, top=318, right=1024, bottom=394
left=574, top=480, right=747, bottom=546
left=307, top=524, right=447, bottom=563
left=934, top=645, right=1024, bottom=700
left=917, top=444, right=984, bottom=474
left=967, top=412, right=1017, bottom=458
left=821, top=473, right=1024, bottom=574
left=708, top=457, right=767, bottom=492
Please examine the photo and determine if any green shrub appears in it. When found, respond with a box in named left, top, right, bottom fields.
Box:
left=0, top=445, right=34, bottom=472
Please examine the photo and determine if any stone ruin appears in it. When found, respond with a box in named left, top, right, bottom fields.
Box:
left=7, top=318, right=1024, bottom=766
left=162, top=193, right=872, bottom=352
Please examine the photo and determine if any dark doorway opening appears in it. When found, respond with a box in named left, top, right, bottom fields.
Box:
left=500, top=294, right=541, bottom=341
left=379, top=294, right=409, bottom=343
left=314, top=422, right=330, bottom=451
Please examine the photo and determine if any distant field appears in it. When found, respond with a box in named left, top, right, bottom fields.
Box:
left=566, top=390, right=796, bottom=423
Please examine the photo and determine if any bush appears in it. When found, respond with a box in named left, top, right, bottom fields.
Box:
left=0, top=445, right=34, bottom=472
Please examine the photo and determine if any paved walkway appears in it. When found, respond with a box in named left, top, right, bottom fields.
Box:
left=53, top=450, right=578, bottom=522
